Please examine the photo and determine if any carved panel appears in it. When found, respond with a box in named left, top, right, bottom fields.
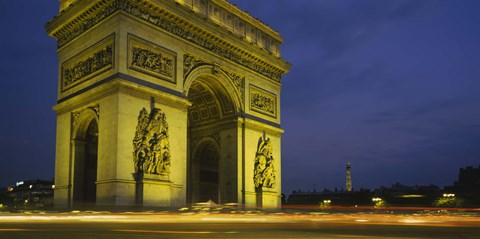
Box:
left=253, top=135, right=276, bottom=190
left=128, top=34, right=176, bottom=83
left=249, top=85, right=276, bottom=118
left=133, top=107, right=171, bottom=178
left=61, top=35, right=114, bottom=91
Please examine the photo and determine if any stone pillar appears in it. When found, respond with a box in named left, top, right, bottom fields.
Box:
left=256, top=187, right=279, bottom=209
left=134, top=173, right=173, bottom=207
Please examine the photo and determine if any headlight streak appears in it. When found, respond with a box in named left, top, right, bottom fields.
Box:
left=112, top=229, right=239, bottom=234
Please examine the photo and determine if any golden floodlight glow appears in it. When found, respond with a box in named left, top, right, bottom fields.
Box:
left=399, top=194, right=426, bottom=198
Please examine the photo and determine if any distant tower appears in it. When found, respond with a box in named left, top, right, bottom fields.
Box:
left=346, top=162, right=352, bottom=192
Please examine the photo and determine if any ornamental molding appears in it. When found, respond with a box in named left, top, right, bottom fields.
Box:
left=128, top=34, right=176, bottom=83
left=61, top=34, right=114, bottom=91
left=224, top=70, right=245, bottom=101
left=249, top=84, right=276, bottom=118
left=133, top=107, right=171, bottom=178
left=184, top=53, right=244, bottom=104
left=48, top=0, right=287, bottom=82
left=183, top=54, right=208, bottom=78
left=72, top=103, right=100, bottom=126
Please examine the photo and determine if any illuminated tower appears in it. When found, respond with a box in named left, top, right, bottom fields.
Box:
left=346, top=162, right=352, bottom=192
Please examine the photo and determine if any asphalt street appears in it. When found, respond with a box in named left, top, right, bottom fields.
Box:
left=0, top=212, right=479, bottom=239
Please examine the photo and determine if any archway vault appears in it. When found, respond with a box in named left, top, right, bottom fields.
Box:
left=185, top=65, right=244, bottom=205
left=184, top=64, right=244, bottom=120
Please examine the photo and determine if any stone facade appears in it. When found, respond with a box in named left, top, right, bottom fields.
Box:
left=47, top=0, right=289, bottom=209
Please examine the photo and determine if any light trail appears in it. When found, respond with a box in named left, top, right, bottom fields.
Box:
left=113, top=229, right=239, bottom=234
left=0, top=211, right=479, bottom=228
left=0, top=229, right=32, bottom=232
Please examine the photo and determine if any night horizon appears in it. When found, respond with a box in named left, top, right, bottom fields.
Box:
left=1, top=0, right=480, bottom=197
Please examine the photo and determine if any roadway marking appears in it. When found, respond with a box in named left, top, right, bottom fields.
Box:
left=113, top=229, right=239, bottom=234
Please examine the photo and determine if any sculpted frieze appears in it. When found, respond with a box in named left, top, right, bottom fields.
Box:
left=249, top=85, right=276, bottom=118
left=62, top=35, right=114, bottom=91
left=52, top=0, right=284, bottom=82
left=254, top=135, right=276, bottom=190
left=133, top=107, right=171, bottom=178
left=129, top=35, right=176, bottom=83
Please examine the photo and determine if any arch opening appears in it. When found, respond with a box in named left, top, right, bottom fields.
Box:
left=188, top=140, right=220, bottom=204
left=186, top=74, right=239, bottom=205
left=72, top=118, right=98, bottom=207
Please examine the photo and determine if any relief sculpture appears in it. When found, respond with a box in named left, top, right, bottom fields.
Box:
left=133, top=107, right=171, bottom=177
left=250, top=85, right=276, bottom=118
left=52, top=0, right=284, bottom=82
left=131, top=46, right=174, bottom=79
left=251, top=93, right=275, bottom=115
left=253, top=135, right=276, bottom=190
left=63, top=44, right=113, bottom=89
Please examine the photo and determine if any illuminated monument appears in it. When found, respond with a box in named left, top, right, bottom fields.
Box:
left=346, top=162, right=352, bottom=192
left=46, top=0, right=289, bottom=209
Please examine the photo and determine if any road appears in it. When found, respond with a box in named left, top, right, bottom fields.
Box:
left=0, top=211, right=479, bottom=239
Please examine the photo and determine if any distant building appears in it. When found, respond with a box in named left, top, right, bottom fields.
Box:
left=6, top=179, right=54, bottom=208
left=0, top=187, right=11, bottom=207
left=287, top=189, right=372, bottom=206
left=374, top=183, right=441, bottom=207
left=286, top=183, right=442, bottom=207
left=446, top=165, right=480, bottom=206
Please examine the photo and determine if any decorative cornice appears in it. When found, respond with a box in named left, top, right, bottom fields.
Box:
left=47, top=0, right=289, bottom=82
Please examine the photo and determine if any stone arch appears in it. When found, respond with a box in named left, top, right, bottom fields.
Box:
left=188, top=137, right=221, bottom=204
left=184, top=64, right=243, bottom=114
left=185, top=65, right=243, bottom=205
left=72, top=107, right=99, bottom=140
left=71, top=107, right=99, bottom=207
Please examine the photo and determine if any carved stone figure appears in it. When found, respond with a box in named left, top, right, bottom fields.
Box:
left=254, top=135, right=276, bottom=190
left=133, top=107, right=171, bottom=177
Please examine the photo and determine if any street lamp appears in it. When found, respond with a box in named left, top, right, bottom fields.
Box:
left=443, top=193, right=455, bottom=198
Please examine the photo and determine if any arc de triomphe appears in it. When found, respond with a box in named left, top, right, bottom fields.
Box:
left=46, top=0, right=289, bottom=209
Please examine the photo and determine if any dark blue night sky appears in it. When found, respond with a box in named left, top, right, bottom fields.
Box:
left=1, top=1, right=480, bottom=195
